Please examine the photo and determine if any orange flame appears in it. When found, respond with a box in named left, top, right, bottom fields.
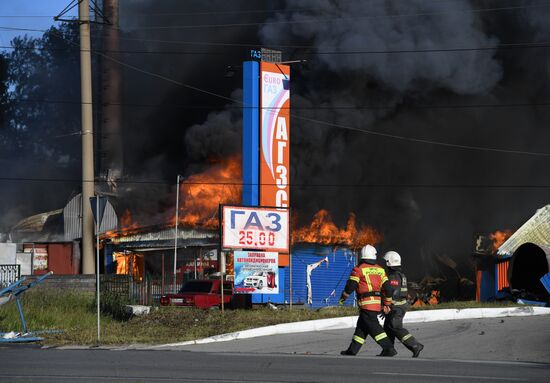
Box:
left=173, top=155, right=242, bottom=228
left=490, top=230, right=512, bottom=252
left=292, top=210, right=382, bottom=248
left=104, top=209, right=141, bottom=238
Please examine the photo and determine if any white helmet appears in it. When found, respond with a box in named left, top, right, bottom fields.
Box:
left=383, top=251, right=401, bottom=267
left=360, top=245, right=377, bottom=260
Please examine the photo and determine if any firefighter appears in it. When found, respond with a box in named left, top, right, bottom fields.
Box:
left=382, top=251, right=424, bottom=358
left=339, top=244, right=397, bottom=356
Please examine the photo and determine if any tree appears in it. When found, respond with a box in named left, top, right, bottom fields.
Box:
left=2, top=23, right=81, bottom=163
left=0, top=23, right=84, bottom=232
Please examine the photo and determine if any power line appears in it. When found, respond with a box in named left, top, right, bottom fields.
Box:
left=0, top=9, right=288, bottom=18
left=3, top=25, right=550, bottom=53
left=3, top=41, right=550, bottom=55
left=1, top=176, right=550, bottom=189
left=4, top=25, right=550, bottom=158
left=94, top=3, right=550, bottom=31
left=3, top=0, right=550, bottom=20
left=9, top=97, right=550, bottom=111
left=0, top=16, right=57, bottom=19
left=292, top=114, right=550, bottom=157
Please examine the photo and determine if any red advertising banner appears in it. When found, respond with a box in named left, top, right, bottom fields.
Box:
left=260, top=62, right=290, bottom=208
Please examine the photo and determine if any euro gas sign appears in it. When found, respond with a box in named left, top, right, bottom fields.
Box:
left=222, top=206, right=289, bottom=252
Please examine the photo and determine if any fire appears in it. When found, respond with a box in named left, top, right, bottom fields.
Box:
left=490, top=230, right=512, bottom=252
left=104, top=209, right=141, bottom=238
left=292, top=210, right=382, bottom=248
left=174, top=155, right=242, bottom=228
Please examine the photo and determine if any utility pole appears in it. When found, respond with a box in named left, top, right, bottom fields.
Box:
left=80, top=0, right=95, bottom=274
left=101, top=0, right=123, bottom=189
left=173, top=174, right=181, bottom=292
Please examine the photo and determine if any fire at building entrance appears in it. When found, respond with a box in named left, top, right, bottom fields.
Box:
left=475, top=205, right=550, bottom=305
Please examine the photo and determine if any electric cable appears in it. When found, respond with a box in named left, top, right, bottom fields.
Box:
left=3, top=25, right=550, bottom=158
left=4, top=0, right=550, bottom=20
left=1, top=176, right=550, bottom=189
left=3, top=41, right=550, bottom=55
left=3, top=25, right=550, bottom=53
left=7, top=97, right=550, bottom=111
left=291, top=114, right=550, bottom=157
left=81, top=2, right=550, bottom=31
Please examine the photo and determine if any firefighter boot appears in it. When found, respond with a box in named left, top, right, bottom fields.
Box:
left=378, top=347, right=398, bottom=357
left=377, top=337, right=397, bottom=357
left=340, top=339, right=362, bottom=356
left=403, top=336, right=424, bottom=358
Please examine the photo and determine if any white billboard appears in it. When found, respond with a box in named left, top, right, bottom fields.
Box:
left=234, top=251, right=279, bottom=294
left=222, top=205, right=289, bottom=252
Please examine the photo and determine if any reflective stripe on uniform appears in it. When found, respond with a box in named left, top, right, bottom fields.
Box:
left=349, top=276, right=360, bottom=283
left=374, top=332, right=388, bottom=342
left=359, top=298, right=381, bottom=306
left=362, top=269, right=373, bottom=291
left=393, top=300, right=408, bottom=305
left=361, top=266, right=386, bottom=291
left=353, top=335, right=365, bottom=344
left=401, top=334, right=412, bottom=342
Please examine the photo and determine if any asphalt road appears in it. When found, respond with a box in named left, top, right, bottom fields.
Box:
left=0, top=316, right=548, bottom=382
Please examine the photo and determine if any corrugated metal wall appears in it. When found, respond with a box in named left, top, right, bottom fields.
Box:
left=496, top=260, right=510, bottom=292
left=286, top=245, right=357, bottom=308
left=63, top=194, right=118, bottom=240
left=251, top=245, right=357, bottom=307
left=479, top=267, right=496, bottom=302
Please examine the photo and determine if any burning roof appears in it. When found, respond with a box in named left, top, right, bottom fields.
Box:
left=105, top=208, right=381, bottom=250
left=497, top=205, right=550, bottom=258
left=292, top=210, right=382, bottom=248
left=104, top=223, right=218, bottom=249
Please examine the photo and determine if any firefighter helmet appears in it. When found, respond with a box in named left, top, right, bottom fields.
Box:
left=383, top=251, right=401, bottom=267
left=360, top=245, right=377, bottom=260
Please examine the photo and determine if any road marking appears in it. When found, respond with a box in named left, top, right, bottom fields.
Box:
left=373, top=372, right=527, bottom=381
left=0, top=375, right=285, bottom=383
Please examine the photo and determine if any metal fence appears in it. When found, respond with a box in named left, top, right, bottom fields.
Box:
left=101, top=274, right=186, bottom=306
left=0, top=264, right=20, bottom=288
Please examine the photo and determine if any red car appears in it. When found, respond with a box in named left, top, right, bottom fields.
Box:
left=159, top=279, right=233, bottom=309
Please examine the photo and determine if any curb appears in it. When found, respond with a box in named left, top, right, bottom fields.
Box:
left=148, top=306, right=550, bottom=349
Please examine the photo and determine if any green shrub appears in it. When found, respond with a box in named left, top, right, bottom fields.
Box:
left=98, top=291, right=131, bottom=321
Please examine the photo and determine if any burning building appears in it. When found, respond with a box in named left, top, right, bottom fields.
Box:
left=103, top=222, right=219, bottom=280
left=3, top=1, right=549, bottom=302
left=475, top=205, right=550, bottom=304
left=99, top=202, right=383, bottom=308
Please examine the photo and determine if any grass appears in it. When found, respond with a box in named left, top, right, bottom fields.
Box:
left=0, top=288, right=522, bottom=346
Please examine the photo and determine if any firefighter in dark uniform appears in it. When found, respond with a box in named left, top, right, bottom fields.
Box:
left=339, top=245, right=397, bottom=356
left=382, top=251, right=424, bottom=357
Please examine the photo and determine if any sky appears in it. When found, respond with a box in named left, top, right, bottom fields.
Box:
left=0, top=0, right=77, bottom=46
left=1, top=0, right=550, bottom=287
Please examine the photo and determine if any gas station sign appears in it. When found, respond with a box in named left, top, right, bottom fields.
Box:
left=221, top=205, right=289, bottom=252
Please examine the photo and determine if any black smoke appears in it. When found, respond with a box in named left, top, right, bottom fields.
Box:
left=4, top=1, right=550, bottom=286
left=117, top=0, right=550, bottom=281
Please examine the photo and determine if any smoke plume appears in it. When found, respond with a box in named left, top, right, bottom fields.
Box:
left=4, top=1, right=550, bottom=284
left=115, top=0, right=550, bottom=280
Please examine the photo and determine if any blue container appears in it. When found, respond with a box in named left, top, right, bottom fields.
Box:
left=540, top=272, right=550, bottom=294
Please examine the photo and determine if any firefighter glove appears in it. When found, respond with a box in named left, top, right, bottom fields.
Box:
left=338, top=298, right=345, bottom=306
